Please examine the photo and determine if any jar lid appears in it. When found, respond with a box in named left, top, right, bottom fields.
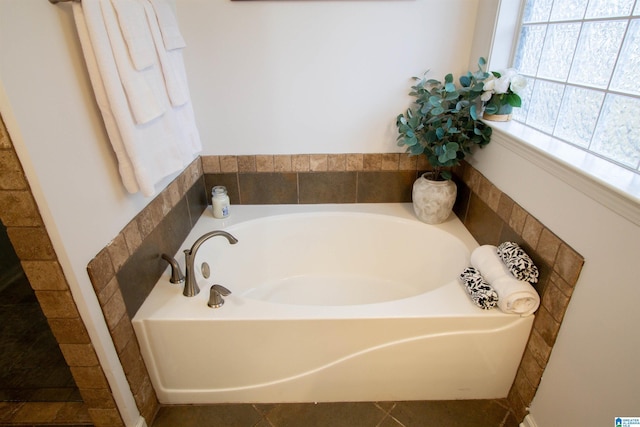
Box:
left=212, top=185, right=227, bottom=195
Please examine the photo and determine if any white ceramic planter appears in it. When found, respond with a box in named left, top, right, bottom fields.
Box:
left=412, top=173, right=457, bottom=224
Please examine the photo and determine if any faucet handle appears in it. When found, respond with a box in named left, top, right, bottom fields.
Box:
left=161, top=254, right=185, bottom=284
left=212, top=284, right=231, bottom=296
left=208, top=284, right=231, bottom=308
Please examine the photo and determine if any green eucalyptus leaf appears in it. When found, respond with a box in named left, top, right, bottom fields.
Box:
left=429, top=96, right=441, bottom=107
left=444, top=73, right=454, bottom=84
left=444, top=90, right=459, bottom=100
left=430, top=106, right=445, bottom=116
left=444, top=82, right=456, bottom=92
left=459, top=75, right=471, bottom=87
left=446, top=146, right=458, bottom=159
left=470, top=104, right=477, bottom=120
left=484, top=104, right=498, bottom=115
left=436, top=127, right=445, bottom=139
left=409, top=144, right=424, bottom=155
left=425, top=129, right=437, bottom=143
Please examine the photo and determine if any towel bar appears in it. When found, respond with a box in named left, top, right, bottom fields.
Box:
left=49, top=0, right=78, bottom=4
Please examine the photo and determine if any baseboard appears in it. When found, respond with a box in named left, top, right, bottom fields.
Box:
left=520, top=414, right=538, bottom=427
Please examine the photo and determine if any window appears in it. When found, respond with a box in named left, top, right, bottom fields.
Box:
left=512, top=0, right=640, bottom=175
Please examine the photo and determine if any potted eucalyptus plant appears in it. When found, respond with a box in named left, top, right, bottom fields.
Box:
left=396, top=58, right=493, bottom=224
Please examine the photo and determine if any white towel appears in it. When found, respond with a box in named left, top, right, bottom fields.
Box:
left=490, top=276, right=540, bottom=316
left=143, top=0, right=190, bottom=107
left=470, top=245, right=512, bottom=283
left=73, top=0, right=200, bottom=197
left=150, top=0, right=187, bottom=51
left=110, top=0, right=156, bottom=71
left=72, top=3, right=140, bottom=194
left=101, top=0, right=164, bottom=124
left=470, top=245, right=540, bottom=316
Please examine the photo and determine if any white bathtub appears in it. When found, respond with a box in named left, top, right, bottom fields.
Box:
left=132, top=203, right=534, bottom=404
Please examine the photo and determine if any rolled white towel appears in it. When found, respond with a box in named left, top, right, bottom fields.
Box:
left=491, top=275, right=540, bottom=316
left=470, top=245, right=511, bottom=283
left=471, top=244, right=540, bottom=316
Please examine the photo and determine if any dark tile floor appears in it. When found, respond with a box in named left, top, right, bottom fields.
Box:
left=152, top=400, right=520, bottom=427
left=0, top=271, right=81, bottom=403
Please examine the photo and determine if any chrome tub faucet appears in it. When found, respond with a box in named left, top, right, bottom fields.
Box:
left=182, top=230, right=238, bottom=297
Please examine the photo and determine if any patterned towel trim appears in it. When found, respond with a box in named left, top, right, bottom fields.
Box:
left=459, top=267, right=499, bottom=310
left=496, top=241, right=539, bottom=284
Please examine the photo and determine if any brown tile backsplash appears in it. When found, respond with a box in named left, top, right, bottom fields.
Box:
left=238, top=172, right=299, bottom=204
left=299, top=172, right=357, bottom=204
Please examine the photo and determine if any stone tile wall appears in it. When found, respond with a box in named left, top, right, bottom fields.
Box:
left=0, top=115, right=123, bottom=426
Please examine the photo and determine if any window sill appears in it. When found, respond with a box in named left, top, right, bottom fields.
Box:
left=482, top=119, right=640, bottom=226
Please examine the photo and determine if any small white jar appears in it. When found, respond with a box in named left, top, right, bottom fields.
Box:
left=211, top=186, right=230, bottom=219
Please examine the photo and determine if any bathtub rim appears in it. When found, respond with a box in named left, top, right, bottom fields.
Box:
left=133, top=203, right=528, bottom=322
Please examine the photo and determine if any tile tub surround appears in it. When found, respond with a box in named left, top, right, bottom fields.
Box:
left=0, top=115, right=120, bottom=427
left=453, top=162, right=584, bottom=421
left=86, top=159, right=207, bottom=424
left=86, top=153, right=582, bottom=426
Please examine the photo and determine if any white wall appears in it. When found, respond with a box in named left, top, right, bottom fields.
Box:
left=177, top=0, right=480, bottom=155
left=0, top=0, right=480, bottom=424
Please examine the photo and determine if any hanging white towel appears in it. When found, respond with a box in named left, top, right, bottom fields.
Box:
left=110, top=0, right=156, bottom=71
left=144, top=0, right=190, bottom=107
left=101, top=0, right=164, bottom=124
left=141, top=0, right=200, bottom=156
left=150, top=0, right=187, bottom=51
left=73, top=0, right=200, bottom=197
left=72, top=3, right=139, bottom=194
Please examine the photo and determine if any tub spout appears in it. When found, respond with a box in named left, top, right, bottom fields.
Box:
left=183, top=230, right=238, bottom=297
left=161, top=254, right=184, bottom=284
